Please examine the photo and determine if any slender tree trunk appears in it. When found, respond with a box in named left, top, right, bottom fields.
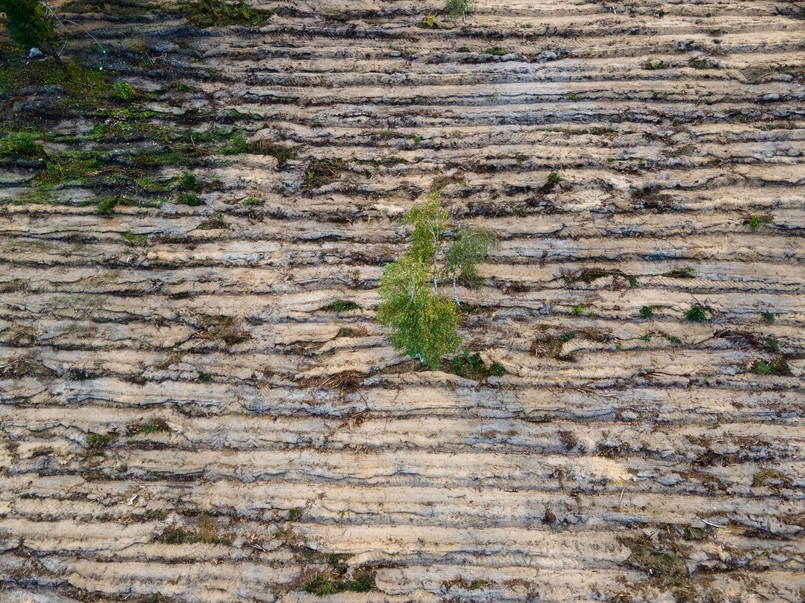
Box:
left=453, top=275, right=461, bottom=306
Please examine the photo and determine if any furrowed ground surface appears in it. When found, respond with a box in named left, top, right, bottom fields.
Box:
left=0, top=0, right=803, bottom=601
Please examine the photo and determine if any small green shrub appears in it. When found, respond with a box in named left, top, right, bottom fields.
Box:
left=287, top=508, right=302, bottom=521
left=0, top=0, right=59, bottom=58
left=484, top=47, right=508, bottom=56
left=446, top=0, right=476, bottom=22
left=640, top=306, right=654, bottom=319
left=761, top=311, right=775, bottom=324
left=571, top=304, right=585, bottom=316
left=684, top=304, right=708, bottom=323
left=643, top=59, right=664, bottom=70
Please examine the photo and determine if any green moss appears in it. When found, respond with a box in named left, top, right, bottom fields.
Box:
left=322, top=300, right=360, bottom=313
left=0, top=131, right=46, bottom=159
left=179, top=171, right=202, bottom=192
left=0, top=60, right=109, bottom=107
left=110, top=81, right=136, bottom=101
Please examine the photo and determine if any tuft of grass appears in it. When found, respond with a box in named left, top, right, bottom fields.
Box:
left=571, top=304, right=585, bottom=316
left=746, top=215, right=765, bottom=231
left=179, top=171, right=203, bottom=192
left=304, top=569, right=374, bottom=596
left=761, top=311, right=775, bottom=324
left=640, top=306, right=654, bottom=319
left=157, top=527, right=225, bottom=545
left=628, top=275, right=639, bottom=288
left=304, top=158, right=346, bottom=190
left=86, top=432, right=117, bottom=453
left=97, top=196, right=119, bottom=215
left=131, top=418, right=171, bottom=436
left=120, top=231, right=148, bottom=246
left=322, top=300, right=360, bottom=313
left=287, top=508, right=302, bottom=521
left=664, top=266, right=695, bottom=279
left=643, top=59, right=664, bottom=70
left=242, top=197, right=263, bottom=206
left=484, top=47, right=509, bottom=56
left=540, top=170, right=562, bottom=193
left=753, top=357, right=791, bottom=377
left=665, top=334, right=681, bottom=345
left=198, top=372, right=212, bottom=382
left=182, top=0, right=270, bottom=27
left=177, top=193, right=205, bottom=207
left=623, top=539, right=687, bottom=581
left=531, top=330, right=576, bottom=360
left=755, top=360, right=772, bottom=375
left=445, top=350, right=505, bottom=381
left=684, top=304, right=708, bottom=323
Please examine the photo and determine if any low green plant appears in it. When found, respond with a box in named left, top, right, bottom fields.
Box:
left=746, top=215, right=765, bottom=231
left=120, top=231, right=147, bottom=246
left=484, top=47, right=508, bottom=56
left=640, top=306, right=654, bottom=319
left=86, top=432, right=117, bottom=453
left=684, top=304, right=708, bottom=323
left=304, top=569, right=374, bottom=596
left=322, top=300, right=360, bottom=313
left=447, top=350, right=505, bottom=381
left=761, top=311, right=775, bottom=324
left=110, top=81, right=136, bottom=101
left=0, top=132, right=46, bottom=159
left=571, top=304, right=585, bottom=316
left=177, top=192, right=204, bottom=206
left=183, top=0, right=267, bottom=27
left=643, top=59, right=664, bottom=70
left=664, top=266, right=695, bottom=279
